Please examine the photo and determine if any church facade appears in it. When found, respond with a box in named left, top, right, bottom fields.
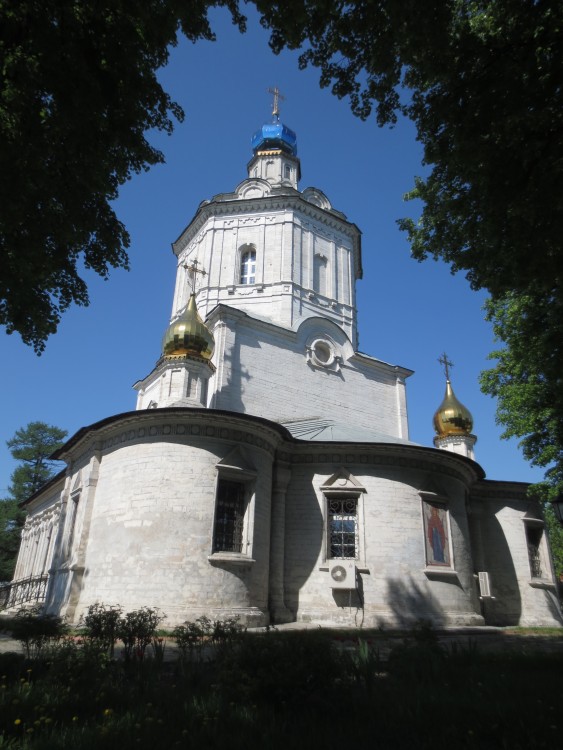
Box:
left=9, top=108, right=561, bottom=629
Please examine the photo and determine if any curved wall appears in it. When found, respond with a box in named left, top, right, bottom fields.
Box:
left=47, top=411, right=281, bottom=627
left=282, top=448, right=483, bottom=627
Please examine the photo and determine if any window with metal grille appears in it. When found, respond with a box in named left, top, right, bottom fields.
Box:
left=240, top=249, right=256, bottom=285
left=213, top=479, right=246, bottom=553
left=328, top=497, right=358, bottom=559
left=526, top=525, right=543, bottom=578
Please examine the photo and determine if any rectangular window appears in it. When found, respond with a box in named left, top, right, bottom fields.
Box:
left=328, top=497, right=358, bottom=559
left=213, top=479, right=246, bottom=553
left=526, top=525, right=543, bottom=578
left=240, top=249, right=256, bottom=285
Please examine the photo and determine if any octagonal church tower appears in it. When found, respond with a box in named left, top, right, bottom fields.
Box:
left=135, top=102, right=412, bottom=442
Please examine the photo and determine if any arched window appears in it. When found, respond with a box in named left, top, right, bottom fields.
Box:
left=240, top=248, right=256, bottom=285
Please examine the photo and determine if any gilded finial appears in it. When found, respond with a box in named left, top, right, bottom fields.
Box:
left=267, top=86, right=285, bottom=121
left=433, top=355, right=473, bottom=437
left=161, top=294, right=214, bottom=360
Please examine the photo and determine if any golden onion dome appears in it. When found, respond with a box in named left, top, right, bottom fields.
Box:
left=162, top=294, right=214, bottom=360
left=433, top=380, right=474, bottom=437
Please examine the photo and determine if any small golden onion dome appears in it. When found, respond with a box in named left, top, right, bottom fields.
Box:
left=433, top=380, right=474, bottom=437
left=162, top=294, right=214, bottom=359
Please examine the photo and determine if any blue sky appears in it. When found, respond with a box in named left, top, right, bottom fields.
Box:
left=0, top=7, right=543, bottom=494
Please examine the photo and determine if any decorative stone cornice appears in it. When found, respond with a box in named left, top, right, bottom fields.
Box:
left=285, top=442, right=481, bottom=484
left=172, top=193, right=362, bottom=279
left=39, top=409, right=486, bottom=498
left=52, top=409, right=291, bottom=465
left=470, top=479, right=530, bottom=501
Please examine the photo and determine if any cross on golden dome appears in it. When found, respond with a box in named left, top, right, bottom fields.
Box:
left=183, top=258, right=207, bottom=294
left=438, top=352, right=454, bottom=381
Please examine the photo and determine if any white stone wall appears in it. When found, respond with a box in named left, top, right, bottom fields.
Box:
left=247, top=151, right=300, bottom=189
left=470, top=484, right=562, bottom=627
left=283, top=461, right=483, bottom=627
left=13, top=481, right=64, bottom=582
left=135, top=358, right=214, bottom=410
left=172, top=199, right=361, bottom=348
left=209, top=307, right=411, bottom=439
left=45, top=415, right=281, bottom=627
left=21, top=413, right=560, bottom=631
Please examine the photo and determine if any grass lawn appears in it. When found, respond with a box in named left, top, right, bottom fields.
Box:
left=1, top=622, right=562, bottom=749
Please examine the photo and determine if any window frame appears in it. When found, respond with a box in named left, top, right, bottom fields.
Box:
left=239, top=246, right=257, bottom=285
left=327, top=495, right=359, bottom=560
left=320, top=471, right=366, bottom=568
left=523, top=518, right=549, bottom=581
left=209, top=464, right=257, bottom=561
left=212, top=478, right=247, bottom=554
left=420, top=498, right=454, bottom=570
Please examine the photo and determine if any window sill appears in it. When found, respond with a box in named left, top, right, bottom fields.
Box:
left=208, top=553, right=256, bottom=566
left=423, top=567, right=459, bottom=579
left=529, top=578, right=556, bottom=590
left=56, top=563, right=85, bottom=574
left=231, top=283, right=264, bottom=293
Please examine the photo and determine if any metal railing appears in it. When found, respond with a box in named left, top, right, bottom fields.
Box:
left=0, top=575, right=49, bottom=610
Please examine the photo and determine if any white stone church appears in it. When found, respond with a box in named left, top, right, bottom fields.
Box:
left=9, top=105, right=562, bottom=629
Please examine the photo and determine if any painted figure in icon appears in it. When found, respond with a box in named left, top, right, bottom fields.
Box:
left=425, top=504, right=449, bottom=565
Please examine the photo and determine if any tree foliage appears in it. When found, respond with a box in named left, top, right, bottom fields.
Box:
left=2, top=0, right=563, bottom=494
left=542, top=502, right=563, bottom=578
left=480, top=293, right=563, bottom=484
left=256, top=0, right=562, bottom=298
left=0, top=498, right=25, bottom=580
left=7, top=421, right=68, bottom=503
left=255, top=0, right=563, bottom=487
left=0, top=422, right=67, bottom=580
left=0, top=0, right=245, bottom=352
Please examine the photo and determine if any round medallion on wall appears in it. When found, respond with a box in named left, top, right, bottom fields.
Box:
left=311, top=338, right=335, bottom=367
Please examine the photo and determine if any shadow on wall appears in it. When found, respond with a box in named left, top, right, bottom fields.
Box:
left=45, top=564, right=87, bottom=623
left=212, top=327, right=254, bottom=413
left=479, top=514, right=522, bottom=626
left=385, top=576, right=445, bottom=628
left=283, top=480, right=324, bottom=616
left=332, top=571, right=364, bottom=610
left=542, top=586, right=563, bottom=625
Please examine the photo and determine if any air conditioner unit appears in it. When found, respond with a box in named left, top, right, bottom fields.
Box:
left=477, top=571, right=492, bottom=598
left=329, top=560, right=357, bottom=589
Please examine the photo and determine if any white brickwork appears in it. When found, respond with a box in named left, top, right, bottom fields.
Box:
left=9, top=120, right=561, bottom=631
left=11, top=409, right=560, bottom=629
left=207, top=306, right=411, bottom=438
left=172, top=198, right=361, bottom=348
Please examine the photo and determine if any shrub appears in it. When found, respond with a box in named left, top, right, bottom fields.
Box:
left=81, top=603, right=123, bottom=657
left=116, top=607, right=165, bottom=662
left=172, top=616, right=212, bottom=665
left=9, top=606, right=68, bottom=659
